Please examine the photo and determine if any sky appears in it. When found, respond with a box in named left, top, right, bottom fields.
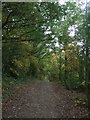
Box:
left=58, top=0, right=90, bottom=37
left=59, top=0, right=90, bottom=6
left=56, top=0, right=89, bottom=47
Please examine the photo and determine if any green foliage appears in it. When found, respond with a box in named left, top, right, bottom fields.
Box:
left=2, top=2, right=90, bottom=101
left=2, top=75, right=37, bottom=100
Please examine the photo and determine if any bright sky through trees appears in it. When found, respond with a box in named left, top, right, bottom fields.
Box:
left=59, top=0, right=89, bottom=5
left=58, top=0, right=89, bottom=37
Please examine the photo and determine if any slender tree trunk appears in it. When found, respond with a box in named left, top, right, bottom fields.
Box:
left=64, top=45, right=69, bottom=89
left=85, top=1, right=90, bottom=109
left=79, top=50, right=85, bottom=82
left=59, top=51, right=62, bottom=81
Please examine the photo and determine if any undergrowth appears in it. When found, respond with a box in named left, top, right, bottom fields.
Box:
left=2, top=75, right=37, bottom=100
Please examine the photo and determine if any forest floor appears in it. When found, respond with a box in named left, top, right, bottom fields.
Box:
left=2, top=80, right=89, bottom=118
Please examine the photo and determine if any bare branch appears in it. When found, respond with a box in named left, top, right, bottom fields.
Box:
left=2, top=11, right=14, bottom=28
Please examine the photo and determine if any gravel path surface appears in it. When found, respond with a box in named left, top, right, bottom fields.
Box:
left=2, top=80, right=89, bottom=118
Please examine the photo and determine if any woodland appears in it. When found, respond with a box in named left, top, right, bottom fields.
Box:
left=2, top=1, right=90, bottom=115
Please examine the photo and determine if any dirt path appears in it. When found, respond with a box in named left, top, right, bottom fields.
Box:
left=2, top=80, right=89, bottom=118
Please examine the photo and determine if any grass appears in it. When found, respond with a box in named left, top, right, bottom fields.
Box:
left=2, top=75, right=38, bottom=100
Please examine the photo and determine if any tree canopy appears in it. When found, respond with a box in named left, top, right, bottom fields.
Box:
left=2, top=1, right=90, bottom=104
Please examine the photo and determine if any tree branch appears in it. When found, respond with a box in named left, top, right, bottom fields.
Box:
left=2, top=11, right=14, bottom=28
left=2, top=37, right=33, bottom=43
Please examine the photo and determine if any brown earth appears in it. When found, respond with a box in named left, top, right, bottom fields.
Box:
left=2, top=80, right=89, bottom=118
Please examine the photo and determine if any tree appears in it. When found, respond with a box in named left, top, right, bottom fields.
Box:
left=2, top=2, right=89, bottom=94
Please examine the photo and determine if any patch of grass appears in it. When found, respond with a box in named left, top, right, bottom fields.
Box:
left=2, top=75, right=37, bottom=100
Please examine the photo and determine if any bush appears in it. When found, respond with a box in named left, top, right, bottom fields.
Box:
left=2, top=75, right=37, bottom=100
